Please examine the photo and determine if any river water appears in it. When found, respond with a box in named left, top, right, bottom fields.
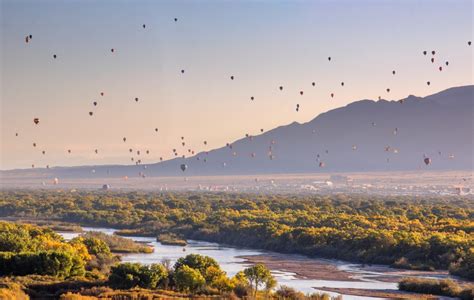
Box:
left=60, top=226, right=440, bottom=300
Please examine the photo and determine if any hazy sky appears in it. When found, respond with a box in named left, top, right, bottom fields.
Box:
left=1, top=0, right=472, bottom=170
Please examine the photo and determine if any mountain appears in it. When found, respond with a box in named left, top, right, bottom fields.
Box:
left=3, top=85, right=473, bottom=179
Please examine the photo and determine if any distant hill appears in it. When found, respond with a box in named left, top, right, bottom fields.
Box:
left=3, top=85, right=473, bottom=179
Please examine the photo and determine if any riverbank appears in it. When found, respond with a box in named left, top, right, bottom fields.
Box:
left=316, top=287, right=440, bottom=299
left=239, top=254, right=356, bottom=282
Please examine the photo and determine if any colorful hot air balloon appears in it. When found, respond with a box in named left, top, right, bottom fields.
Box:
left=424, top=157, right=431, bottom=165
left=180, top=164, right=187, bottom=172
left=33, top=118, right=40, bottom=125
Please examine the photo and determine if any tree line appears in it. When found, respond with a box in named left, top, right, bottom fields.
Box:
left=0, top=191, right=472, bottom=280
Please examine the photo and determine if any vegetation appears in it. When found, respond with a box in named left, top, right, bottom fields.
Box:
left=399, top=277, right=474, bottom=300
left=157, top=233, right=187, bottom=246
left=1, top=190, right=472, bottom=280
left=3, top=221, right=338, bottom=298
left=79, top=231, right=153, bottom=254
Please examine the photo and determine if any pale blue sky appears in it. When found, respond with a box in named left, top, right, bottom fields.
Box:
left=1, top=0, right=472, bottom=169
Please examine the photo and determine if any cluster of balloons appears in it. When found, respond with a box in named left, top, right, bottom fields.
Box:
left=18, top=17, right=472, bottom=179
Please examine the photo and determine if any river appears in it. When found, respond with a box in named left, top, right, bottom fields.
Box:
left=60, top=226, right=450, bottom=300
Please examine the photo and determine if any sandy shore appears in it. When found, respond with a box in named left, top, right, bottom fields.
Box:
left=316, top=287, right=441, bottom=299
left=239, top=253, right=356, bottom=281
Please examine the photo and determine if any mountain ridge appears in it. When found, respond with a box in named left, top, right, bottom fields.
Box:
left=2, top=85, right=473, bottom=178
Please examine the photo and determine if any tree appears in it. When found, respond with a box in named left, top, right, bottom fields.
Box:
left=81, top=237, right=111, bottom=256
left=174, top=254, right=220, bottom=283
left=243, top=263, right=274, bottom=296
left=108, top=263, right=167, bottom=289
left=174, top=265, right=205, bottom=292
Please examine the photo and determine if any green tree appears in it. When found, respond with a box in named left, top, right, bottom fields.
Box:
left=174, top=254, right=220, bottom=283
left=174, top=265, right=205, bottom=292
left=108, top=263, right=167, bottom=289
left=243, top=263, right=274, bottom=296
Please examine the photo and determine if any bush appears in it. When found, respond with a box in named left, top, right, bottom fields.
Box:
left=0, top=250, right=85, bottom=278
left=108, top=263, right=167, bottom=289
left=398, top=277, right=471, bottom=298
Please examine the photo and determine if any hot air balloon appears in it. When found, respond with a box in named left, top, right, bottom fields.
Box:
left=100, top=92, right=104, bottom=96
left=42, top=150, right=45, bottom=155
left=93, top=101, right=97, bottom=106
left=439, top=66, right=442, bottom=71
left=204, top=141, right=207, bottom=145
left=33, top=118, right=40, bottom=125
left=328, top=57, right=331, bottom=61
left=427, top=81, right=431, bottom=86
left=181, top=69, right=185, bottom=74
left=15, top=133, right=18, bottom=136
left=53, top=54, right=57, bottom=59
left=129, top=148, right=133, bottom=153
left=424, top=157, right=431, bottom=165
left=95, top=149, right=98, bottom=154
left=386, top=88, right=390, bottom=93
left=300, top=91, right=304, bottom=95
left=445, top=61, right=449, bottom=66
left=423, top=50, right=427, bottom=55
left=68, top=149, right=71, bottom=153
left=279, top=86, right=283, bottom=90
left=319, top=162, right=325, bottom=167
left=260, top=129, right=264, bottom=133
left=174, top=18, right=178, bottom=22
left=431, top=58, right=434, bottom=63
left=250, top=96, right=254, bottom=101
left=123, top=137, right=127, bottom=142
left=111, top=48, right=115, bottom=53
left=135, top=97, right=139, bottom=102
left=431, top=50, right=436, bottom=55
left=312, top=82, right=315, bottom=87
left=25, top=36, right=29, bottom=43
left=89, top=111, right=93, bottom=116
left=331, top=93, right=334, bottom=98
left=230, top=76, right=234, bottom=80
left=392, top=70, right=396, bottom=75
left=142, top=24, right=146, bottom=28
left=469, top=41, right=472, bottom=46
left=341, top=82, right=344, bottom=86
left=180, top=164, right=187, bottom=172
